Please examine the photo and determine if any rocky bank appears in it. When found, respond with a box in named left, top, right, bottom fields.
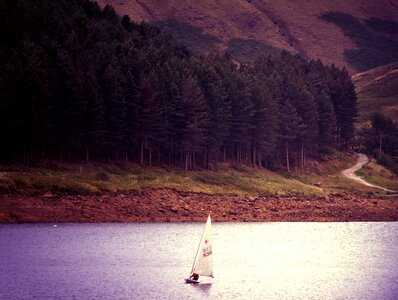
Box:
left=1, top=188, right=398, bottom=223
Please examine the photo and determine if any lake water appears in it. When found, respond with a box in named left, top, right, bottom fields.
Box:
left=1, top=222, right=398, bottom=300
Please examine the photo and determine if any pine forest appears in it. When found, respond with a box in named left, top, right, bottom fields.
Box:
left=0, top=0, right=358, bottom=171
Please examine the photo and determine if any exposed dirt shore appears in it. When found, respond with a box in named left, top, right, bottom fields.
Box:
left=1, top=188, right=397, bottom=223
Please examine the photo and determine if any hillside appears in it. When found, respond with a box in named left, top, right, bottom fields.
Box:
left=98, top=0, right=398, bottom=73
left=1, top=1, right=397, bottom=225
left=353, top=61, right=398, bottom=122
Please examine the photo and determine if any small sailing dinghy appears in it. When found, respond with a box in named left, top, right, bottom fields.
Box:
left=185, top=214, right=213, bottom=284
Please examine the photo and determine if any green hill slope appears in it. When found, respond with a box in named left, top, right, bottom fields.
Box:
left=353, top=61, right=398, bottom=123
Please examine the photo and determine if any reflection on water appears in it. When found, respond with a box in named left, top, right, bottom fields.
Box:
left=193, top=282, right=213, bottom=295
left=1, top=222, right=397, bottom=299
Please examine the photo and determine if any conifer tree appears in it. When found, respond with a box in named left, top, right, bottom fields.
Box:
left=225, top=72, right=253, bottom=164
left=294, top=89, right=319, bottom=168
left=179, top=75, right=209, bottom=170
left=136, top=73, right=166, bottom=166
left=317, top=92, right=337, bottom=154
left=195, top=60, right=230, bottom=168
left=249, top=79, right=277, bottom=167
left=278, top=98, right=304, bottom=172
left=103, top=60, right=127, bottom=161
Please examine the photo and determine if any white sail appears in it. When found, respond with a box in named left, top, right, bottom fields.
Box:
left=190, top=214, right=213, bottom=278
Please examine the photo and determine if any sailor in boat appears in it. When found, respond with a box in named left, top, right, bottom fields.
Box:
left=190, top=273, right=199, bottom=281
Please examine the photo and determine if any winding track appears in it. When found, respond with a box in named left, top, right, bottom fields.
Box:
left=342, top=153, right=395, bottom=192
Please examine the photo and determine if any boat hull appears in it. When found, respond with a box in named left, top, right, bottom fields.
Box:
left=185, top=278, right=200, bottom=284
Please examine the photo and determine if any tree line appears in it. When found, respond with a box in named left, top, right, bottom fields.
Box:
left=0, top=0, right=357, bottom=171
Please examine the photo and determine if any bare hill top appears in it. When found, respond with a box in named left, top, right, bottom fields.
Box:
left=98, top=0, right=398, bottom=74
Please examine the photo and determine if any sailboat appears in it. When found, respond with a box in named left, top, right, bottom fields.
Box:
left=185, top=214, right=213, bottom=284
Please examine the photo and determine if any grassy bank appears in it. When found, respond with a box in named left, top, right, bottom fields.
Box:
left=0, top=163, right=324, bottom=197
left=1, top=153, right=395, bottom=198
left=356, top=160, right=398, bottom=191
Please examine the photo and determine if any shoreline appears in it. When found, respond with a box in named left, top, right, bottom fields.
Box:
left=1, top=188, right=398, bottom=223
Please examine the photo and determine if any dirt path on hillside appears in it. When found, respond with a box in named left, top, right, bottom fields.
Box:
left=342, top=153, right=395, bottom=192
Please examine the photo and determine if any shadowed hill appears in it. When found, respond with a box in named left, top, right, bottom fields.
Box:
left=320, top=12, right=398, bottom=72
left=98, top=0, right=398, bottom=74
